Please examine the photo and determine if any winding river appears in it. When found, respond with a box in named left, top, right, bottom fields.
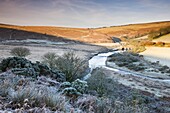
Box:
left=83, top=50, right=170, bottom=82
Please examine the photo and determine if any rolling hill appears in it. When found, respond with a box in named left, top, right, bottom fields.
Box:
left=153, top=33, right=170, bottom=43
left=0, top=21, right=170, bottom=43
left=94, top=21, right=170, bottom=39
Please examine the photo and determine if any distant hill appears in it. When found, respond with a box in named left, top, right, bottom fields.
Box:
left=94, top=21, right=170, bottom=39
left=0, top=21, right=170, bottom=43
left=0, top=27, right=75, bottom=43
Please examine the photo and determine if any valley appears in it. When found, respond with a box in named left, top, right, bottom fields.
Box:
left=0, top=21, right=170, bottom=112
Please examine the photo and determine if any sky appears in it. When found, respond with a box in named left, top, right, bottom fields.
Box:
left=0, top=0, right=170, bottom=28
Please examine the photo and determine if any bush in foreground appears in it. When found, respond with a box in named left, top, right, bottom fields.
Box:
left=42, top=52, right=87, bottom=82
left=54, top=52, right=87, bottom=82
left=60, top=79, right=88, bottom=97
left=0, top=57, right=65, bottom=82
left=10, top=47, right=31, bottom=57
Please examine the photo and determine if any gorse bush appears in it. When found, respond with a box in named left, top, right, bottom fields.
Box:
left=72, top=79, right=88, bottom=94
left=60, top=79, right=88, bottom=97
left=10, top=47, right=31, bottom=57
left=0, top=57, right=65, bottom=81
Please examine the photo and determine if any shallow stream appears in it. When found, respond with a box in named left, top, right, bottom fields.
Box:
left=83, top=50, right=170, bottom=82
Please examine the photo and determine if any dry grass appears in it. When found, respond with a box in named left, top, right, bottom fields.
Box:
left=95, top=21, right=170, bottom=38
left=153, top=33, right=170, bottom=43
left=1, top=21, right=170, bottom=43
left=140, top=47, right=170, bottom=67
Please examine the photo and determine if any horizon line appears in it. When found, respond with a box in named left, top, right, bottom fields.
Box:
left=0, top=20, right=170, bottom=29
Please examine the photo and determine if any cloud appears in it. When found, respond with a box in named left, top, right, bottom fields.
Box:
left=0, top=0, right=169, bottom=27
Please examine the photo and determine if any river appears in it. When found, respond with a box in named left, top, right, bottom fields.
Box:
left=83, top=50, right=170, bottom=82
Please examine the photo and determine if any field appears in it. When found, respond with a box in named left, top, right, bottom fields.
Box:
left=0, top=42, right=106, bottom=63
left=140, top=47, right=170, bottom=67
left=153, top=33, right=170, bottom=43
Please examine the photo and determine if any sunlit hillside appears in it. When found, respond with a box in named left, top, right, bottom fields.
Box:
left=94, top=21, right=170, bottom=39
left=0, top=21, right=170, bottom=43
left=153, top=33, right=170, bottom=43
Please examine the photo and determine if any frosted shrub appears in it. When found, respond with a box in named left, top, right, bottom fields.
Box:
left=10, top=47, right=31, bottom=57
left=72, top=79, right=88, bottom=94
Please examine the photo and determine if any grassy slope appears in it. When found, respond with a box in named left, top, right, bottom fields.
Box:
left=153, top=33, right=170, bottom=43
left=94, top=21, right=170, bottom=38
left=0, top=25, right=111, bottom=43
left=0, top=21, right=170, bottom=43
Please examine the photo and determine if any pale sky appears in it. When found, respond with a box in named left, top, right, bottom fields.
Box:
left=0, top=0, right=170, bottom=28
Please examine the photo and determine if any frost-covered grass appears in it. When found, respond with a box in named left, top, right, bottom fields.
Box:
left=0, top=56, right=169, bottom=113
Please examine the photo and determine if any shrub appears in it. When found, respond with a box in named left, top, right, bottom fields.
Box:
left=10, top=47, right=31, bottom=57
left=55, top=52, right=87, bottom=82
left=0, top=57, right=65, bottom=82
left=155, top=42, right=165, bottom=47
left=72, top=79, right=88, bottom=94
left=11, top=68, right=37, bottom=77
left=60, top=82, right=72, bottom=89
left=142, top=41, right=156, bottom=46
left=87, top=69, right=110, bottom=97
left=60, top=79, right=88, bottom=97
left=42, top=52, right=57, bottom=68
left=62, top=87, right=81, bottom=97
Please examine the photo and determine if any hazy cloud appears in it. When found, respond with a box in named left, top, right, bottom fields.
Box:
left=0, top=0, right=169, bottom=27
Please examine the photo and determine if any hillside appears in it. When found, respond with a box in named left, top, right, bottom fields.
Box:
left=153, top=33, right=170, bottom=43
left=0, top=24, right=112, bottom=43
left=94, top=21, right=170, bottom=39
left=0, top=21, right=170, bottom=43
left=0, top=27, right=75, bottom=43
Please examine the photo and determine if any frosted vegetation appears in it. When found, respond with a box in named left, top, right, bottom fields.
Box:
left=0, top=47, right=169, bottom=112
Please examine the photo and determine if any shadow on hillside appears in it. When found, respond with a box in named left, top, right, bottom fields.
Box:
left=0, top=27, right=78, bottom=43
